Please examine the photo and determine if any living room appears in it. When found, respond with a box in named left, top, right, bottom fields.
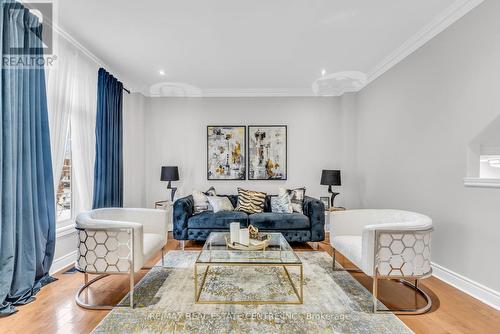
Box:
left=1, top=0, right=500, bottom=333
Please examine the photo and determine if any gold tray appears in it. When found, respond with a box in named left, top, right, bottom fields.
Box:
left=224, top=234, right=270, bottom=251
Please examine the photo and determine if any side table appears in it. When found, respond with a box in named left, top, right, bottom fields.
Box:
left=325, top=207, right=346, bottom=237
left=155, top=200, right=173, bottom=233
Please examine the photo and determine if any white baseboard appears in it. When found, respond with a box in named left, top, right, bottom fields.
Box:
left=50, top=250, right=77, bottom=275
left=432, top=262, right=500, bottom=311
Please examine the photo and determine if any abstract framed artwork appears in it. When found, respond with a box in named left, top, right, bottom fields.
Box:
left=207, top=126, right=246, bottom=180
left=248, top=125, right=287, bottom=180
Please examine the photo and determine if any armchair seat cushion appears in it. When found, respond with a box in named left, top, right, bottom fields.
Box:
left=249, top=213, right=310, bottom=230
left=331, top=235, right=364, bottom=272
left=143, top=233, right=164, bottom=263
left=187, top=211, right=248, bottom=229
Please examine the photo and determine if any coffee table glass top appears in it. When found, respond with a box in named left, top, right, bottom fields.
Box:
left=196, top=232, right=301, bottom=265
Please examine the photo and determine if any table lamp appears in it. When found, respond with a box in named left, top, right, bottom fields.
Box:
left=161, top=166, right=179, bottom=202
left=320, top=170, right=341, bottom=207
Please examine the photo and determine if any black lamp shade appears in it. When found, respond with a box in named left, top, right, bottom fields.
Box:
left=161, top=166, right=179, bottom=181
left=320, top=170, right=341, bottom=186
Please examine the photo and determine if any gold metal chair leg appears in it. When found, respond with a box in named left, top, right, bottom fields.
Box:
left=75, top=274, right=113, bottom=310
left=372, top=278, right=432, bottom=315
left=161, top=247, right=165, bottom=267
left=76, top=270, right=143, bottom=310
left=129, top=271, right=134, bottom=308
left=332, top=249, right=363, bottom=272
left=142, top=246, right=168, bottom=270
left=373, top=277, right=379, bottom=313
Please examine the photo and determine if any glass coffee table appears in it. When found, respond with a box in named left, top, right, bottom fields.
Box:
left=194, top=232, right=303, bottom=304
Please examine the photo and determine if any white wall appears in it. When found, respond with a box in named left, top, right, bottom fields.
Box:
left=144, top=97, right=344, bottom=206
left=123, top=92, right=147, bottom=207
left=355, top=0, right=500, bottom=296
left=339, top=93, right=361, bottom=209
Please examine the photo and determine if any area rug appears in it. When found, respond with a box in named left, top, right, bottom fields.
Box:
left=92, top=251, right=412, bottom=334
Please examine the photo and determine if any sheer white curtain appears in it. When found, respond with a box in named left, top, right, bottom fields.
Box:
left=46, top=37, right=98, bottom=219
left=46, top=39, right=76, bottom=192
left=71, top=51, right=98, bottom=215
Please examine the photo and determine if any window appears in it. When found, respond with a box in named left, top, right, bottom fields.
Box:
left=56, top=131, right=72, bottom=221
left=480, top=155, right=500, bottom=178
left=464, top=114, right=500, bottom=188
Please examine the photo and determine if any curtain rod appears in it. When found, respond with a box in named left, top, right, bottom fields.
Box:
left=123, top=87, right=130, bottom=94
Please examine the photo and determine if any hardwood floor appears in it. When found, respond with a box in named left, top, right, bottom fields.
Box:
left=1, top=234, right=499, bottom=334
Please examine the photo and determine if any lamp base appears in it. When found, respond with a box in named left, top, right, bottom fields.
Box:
left=328, top=185, right=340, bottom=207
left=329, top=192, right=339, bottom=207
left=167, top=181, right=177, bottom=202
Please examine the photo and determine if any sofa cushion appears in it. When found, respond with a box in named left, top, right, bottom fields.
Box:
left=249, top=212, right=310, bottom=230
left=188, top=211, right=248, bottom=229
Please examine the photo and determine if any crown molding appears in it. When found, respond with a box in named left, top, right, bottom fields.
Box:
left=184, top=0, right=485, bottom=97
left=52, top=0, right=484, bottom=98
left=52, top=23, right=108, bottom=69
left=149, top=0, right=483, bottom=98
left=365, top=0, right=484, bottom=87
left=52, top=23, right=139, bottom=92
left=199, top=88, right=316, bottom=98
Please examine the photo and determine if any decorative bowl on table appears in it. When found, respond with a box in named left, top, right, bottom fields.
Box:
left=225, top=233, right=271, bottom=251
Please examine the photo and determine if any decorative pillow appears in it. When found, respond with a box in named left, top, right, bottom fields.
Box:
left=192, top=186, right=217, bottom=214
left=271, top=193, right=293, bottom=213
left=236, top=188, right=267, bottom=214
left=280, top=187, right=306, bottom=214
left=207, top=196, right=234, bottom=213
left=205, top=186, right=217, bottom=196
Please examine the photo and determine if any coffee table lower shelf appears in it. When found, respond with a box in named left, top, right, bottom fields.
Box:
left=194, top=263, right=304, bottom=305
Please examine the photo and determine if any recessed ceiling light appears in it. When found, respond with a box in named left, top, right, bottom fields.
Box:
left=158, top=69, right=166, bottom=76
left=321, top=69, right=327, bottom=77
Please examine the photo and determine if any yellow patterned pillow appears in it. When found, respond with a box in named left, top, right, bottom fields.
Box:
left=236, top=188, right=267, bottom=214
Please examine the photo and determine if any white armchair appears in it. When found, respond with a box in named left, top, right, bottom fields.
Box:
left=330, top=209, right=433, bottom=314
left=75, top=208, right=168, bottom=309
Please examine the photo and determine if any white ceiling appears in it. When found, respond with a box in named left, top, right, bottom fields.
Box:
left=58, top=0, right=478, bottom=96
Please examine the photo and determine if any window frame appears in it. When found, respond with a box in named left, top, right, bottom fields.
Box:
left=56, top=126, right=74, bottom=226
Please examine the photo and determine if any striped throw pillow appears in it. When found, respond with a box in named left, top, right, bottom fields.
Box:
left=236, top=188, right=267, bottom=214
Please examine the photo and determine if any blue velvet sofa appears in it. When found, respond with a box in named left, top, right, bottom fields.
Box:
left=173, top=195, right=325, bottom=243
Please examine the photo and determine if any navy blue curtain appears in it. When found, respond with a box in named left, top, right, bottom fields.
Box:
left=92, top=68, right=123, bottom=209
left=0, top=0, right=56, bottom=316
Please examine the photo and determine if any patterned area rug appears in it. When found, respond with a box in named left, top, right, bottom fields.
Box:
left=92, top=251, right=412, bottom=333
